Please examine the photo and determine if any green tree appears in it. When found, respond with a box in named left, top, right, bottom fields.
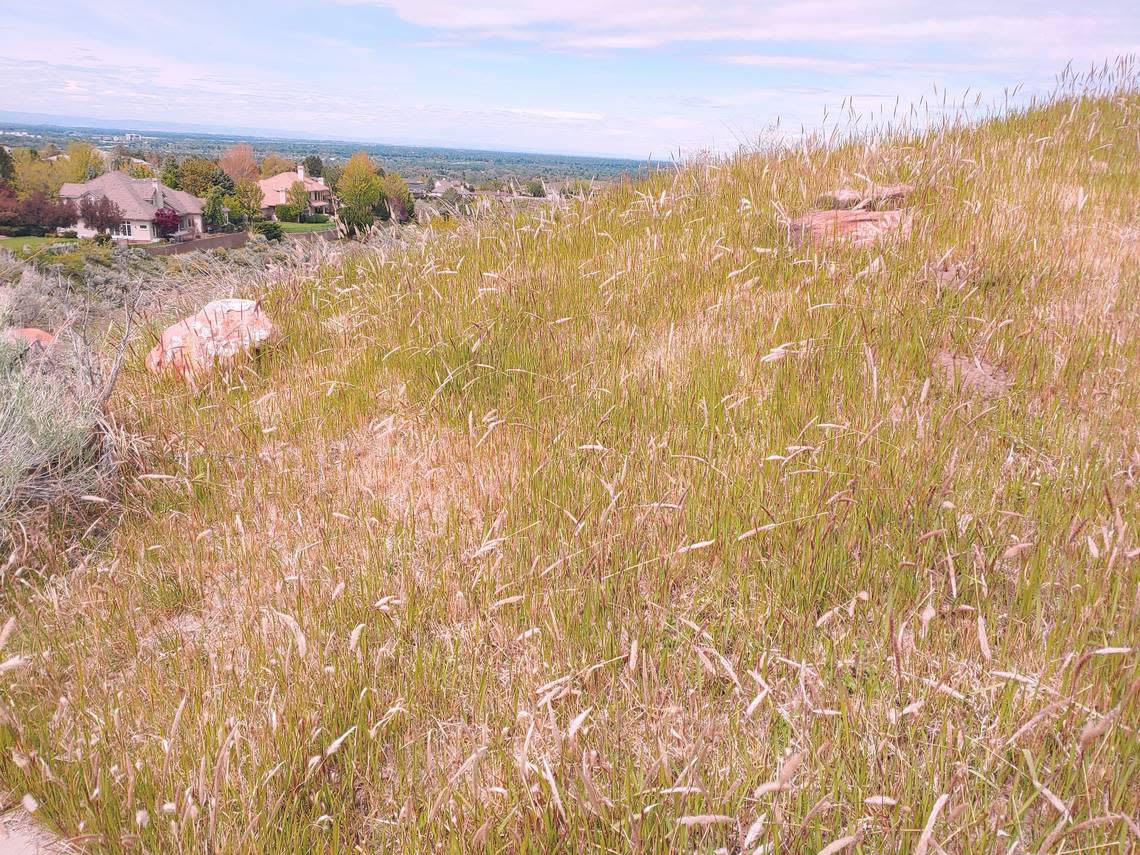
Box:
left=260, top=153, right=294, bottom=177
left=60, top=142, right=106, bottom=183
left=303, top=155, right=323, bottom=178
left=12, top=149, right=60, bottom=197
left=287, top=180, right=309, bottom=214
left=525, top=178, right=545, bottom=197
left=322, top=162, right=344, bottom=194
left=160, top=157, right=180, bottom=190
left=224, top=179, right=264, bottom=225
left=0, top=147, right=15, bottom=183
left=177, top=157, right=218, bottom=197
left=335, top=152, right=382, bottom=234
left=202, top=186, right=227, bottom=230
left=378, top=172, right=414, bottom=223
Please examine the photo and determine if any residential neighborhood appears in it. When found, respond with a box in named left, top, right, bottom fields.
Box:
left=0, top=134, right=610, bottom=260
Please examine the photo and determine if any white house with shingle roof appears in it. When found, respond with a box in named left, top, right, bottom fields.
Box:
left=59, top=172, right=203, bottom=243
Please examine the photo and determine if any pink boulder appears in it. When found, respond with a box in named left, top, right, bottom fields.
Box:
left=789, top=209, right=912, bottom=249
left=146, top=299, right=276, bottom=381
left=3, top=327, right=55, bottom=348
left=817, top=183, right=914, bottom=210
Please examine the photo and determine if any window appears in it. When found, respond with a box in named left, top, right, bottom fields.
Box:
left=113, top=222, right=133, bottom=237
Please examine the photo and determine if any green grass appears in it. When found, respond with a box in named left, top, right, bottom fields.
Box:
left=278, top=220, right=335, bottom=233
left=1, top=69, right=1139, bottom=853
left=0, top=235, right=78, bottom=256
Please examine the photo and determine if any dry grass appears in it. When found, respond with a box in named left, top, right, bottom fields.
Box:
left=1, top=63, right=1139, bottom=853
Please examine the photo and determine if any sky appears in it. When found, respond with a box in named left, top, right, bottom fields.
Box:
left=0, top=2, right=1136, bottom=158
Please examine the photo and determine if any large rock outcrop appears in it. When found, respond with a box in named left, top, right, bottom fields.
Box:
left=145, top=299, right=276, bottom=381
left=816, top=183, right=914, bottom=210
left=788, top=209, right=912, bottom=248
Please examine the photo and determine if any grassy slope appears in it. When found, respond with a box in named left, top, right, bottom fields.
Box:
left=2, top=88, right=1138, bottom=853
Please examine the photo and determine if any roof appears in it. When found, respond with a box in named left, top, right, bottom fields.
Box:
left=59, top=172, right=202, bottom=219
left=256, top=172, right=328, bottom=208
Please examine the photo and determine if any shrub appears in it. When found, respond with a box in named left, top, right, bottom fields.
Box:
left=304, top=212, right=329, bottom=224
left=274, top=203, right=301, bottom=223
left=253, top=220, right=283, bottom=242
left=153, top=207, right=181, bottom=237
left=0, top=299, right=122, bottom=535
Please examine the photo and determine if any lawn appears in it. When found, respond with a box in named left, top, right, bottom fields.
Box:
left=0, top=235, right=78, bottom=256
left=2, top=72, right=1138, bottom=853
left=278, top=220, right=335, bottom=233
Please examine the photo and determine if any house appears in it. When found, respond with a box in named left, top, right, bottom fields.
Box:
left=257, top=164, right=330, bottom=219
left=59, top=172, right=203, bottom=243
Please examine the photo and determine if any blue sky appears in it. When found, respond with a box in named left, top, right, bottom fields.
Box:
left=0, top=2, right=1136, bottom=157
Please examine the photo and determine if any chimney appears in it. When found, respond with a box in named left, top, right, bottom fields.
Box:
left=297, top=163, right=305, bottom=182
left=152, top=178, right=163, bottom=208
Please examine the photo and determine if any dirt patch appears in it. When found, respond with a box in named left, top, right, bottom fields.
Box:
left=346, top=413, right=506, bottom=534
left=932, top=351, right=1012, bottom=399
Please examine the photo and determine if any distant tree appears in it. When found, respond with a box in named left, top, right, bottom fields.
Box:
left=322, top=162, right=344, bottom=194
left=14, top=193, right=76, bottom=234
left=13, top=149, right=61, bottom=197
left=561, top=179, right=592, bottom=197
left=219, top=143, right=260, bottom=184
left=525, top=178, right=545, bottom=198
left=260, top=153, right=294, bottom=177
left=209, top=168, right=235, bottom=195
left=0, top=183, right=20, bottom=230
left=303, top=155, right=323, bottom=178
left=202, top=186, right=227, bottom=230
left=160, top=157, right=180, bottom=190
left=153, top=206, right=181, bottom=237
left=109, top=145, right=132, bottom=171
left=287, top=180, right=310, bottom=213
left=77, top=195, right=123, bottom=235
left=0, top=147, right=14, bottom=183
left=126, top=161, right=154, bottom=178
left=177, top=157, right=218, bottom=197
left=335, top=152, right=382, bottom=234
left=378, top=172, right=414, bottom=223
left=225, top=179, right=263, bottom=225
left=60, top=142, right=106, bottom=183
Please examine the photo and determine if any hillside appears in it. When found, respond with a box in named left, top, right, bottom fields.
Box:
left=2, top=80, right=1138, bottom=852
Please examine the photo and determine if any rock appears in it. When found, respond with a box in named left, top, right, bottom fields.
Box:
left=932, top=351, right=1011, bottom=399
left=145, top=299, right=275, bottom=381
left=2, top=328, right=54, bottom=349
left=817, top=183, right=914, bottom=210
left=789, top=209, right=912, bottom=248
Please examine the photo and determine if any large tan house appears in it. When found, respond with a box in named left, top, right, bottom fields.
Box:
left=257, top=164, right=330, bottom=219
left=59, top=172, right=203, bottom=243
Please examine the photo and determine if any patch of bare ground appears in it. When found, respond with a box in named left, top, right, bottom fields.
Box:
left=932, top=351, right=1013, bottom=399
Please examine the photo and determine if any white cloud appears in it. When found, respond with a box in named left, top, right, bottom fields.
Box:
left=338, top=0, right=1138, bottom=64
left=719, top=55, right=874, bottom=75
